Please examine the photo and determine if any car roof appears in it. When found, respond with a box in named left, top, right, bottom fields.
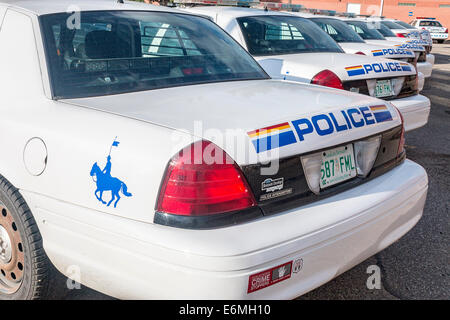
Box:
left=0, top=0, right=182, bottom=16
left=184, top=6, right=297, bottom=19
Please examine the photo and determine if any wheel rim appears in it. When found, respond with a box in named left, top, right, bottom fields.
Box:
left=0, top=204, right=24, bottom=294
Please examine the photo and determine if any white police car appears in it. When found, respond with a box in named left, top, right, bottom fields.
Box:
left=365, top=17, right=435, bottom=66
left=0, top=0, right=428, bottom=300
left=410, top=17, right=448, bottom=44
left=341, top=18, right=433, bottom=78
left=182, top=6, right=430, bottom=132
left=381, top=18, right=433, bottom=48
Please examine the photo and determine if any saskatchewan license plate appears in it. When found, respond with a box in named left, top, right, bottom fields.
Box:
left=320, top=144, right=357, bottom=189
left=375, top=79, right=394, bottom=98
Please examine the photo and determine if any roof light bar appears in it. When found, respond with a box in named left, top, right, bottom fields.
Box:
left=173, top=0, right=260, bottom=7
left=336, top=12, right=356, bottom=18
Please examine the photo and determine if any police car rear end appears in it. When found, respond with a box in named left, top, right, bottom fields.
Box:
left=342, top=19, right=433, bottom=79
left=181, top=6, right=429, bottom=132
left=366, top=18, right=435, bottom=67
left=0, top=0, right=428, bottom=300
left=412, top=17, right=448, bottom=43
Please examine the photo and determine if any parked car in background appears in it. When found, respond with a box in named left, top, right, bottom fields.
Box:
left=181, top=6, right=429, bottom=132
left=363, top=18, right=434, bottom=66
left=410, top=17, right=448, bottom=44
left=0, top=0, right=429, bottom=300
left=342, top=18, right=433, bottom=78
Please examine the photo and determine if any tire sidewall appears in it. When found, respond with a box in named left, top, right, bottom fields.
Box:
left=0, top=190, right=34, bottom=300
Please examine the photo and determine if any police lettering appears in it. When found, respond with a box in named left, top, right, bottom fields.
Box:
left=291, top=107, right=383, bottom=140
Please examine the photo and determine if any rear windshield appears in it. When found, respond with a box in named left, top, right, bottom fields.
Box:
left=419, top=20, right=443, bottom=27
left=381, top=20, right=406, bottom=29
left=310, top=17, right=365, bottom=43
left=368, top=21, right=397, bottom=37
left=40, top=11, right=268, bottom=99
left=345, top=20, right=386, bottom=40
left=395, top=20, right=416, bottom=29
left=237, top=15, right=344, bottom=56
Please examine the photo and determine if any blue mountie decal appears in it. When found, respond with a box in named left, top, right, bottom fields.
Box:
left=90, top=138, right=132, bottom=208
left=249, top=106, right=393, bottom=153
left=345, top=61, right=413, bottom=77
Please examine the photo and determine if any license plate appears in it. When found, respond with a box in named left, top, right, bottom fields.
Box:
left=320, top=144, right=356, bottom=189
left=375, top=79, right=394, bottom=98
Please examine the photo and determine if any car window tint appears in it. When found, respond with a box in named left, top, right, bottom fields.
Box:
left=237, top=15, right=344, bottom=56
left=40, top=11, right=268, bottom=99
left=311, top=18, right=365, bottom=43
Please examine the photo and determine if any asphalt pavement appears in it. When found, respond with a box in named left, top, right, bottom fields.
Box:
left=300, top=42, right=450, bottom=300
left=59, top=43, right=450, bottom=300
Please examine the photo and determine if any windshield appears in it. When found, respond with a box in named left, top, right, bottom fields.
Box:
left=381, top=20, right=406, bottom=29
left=237, top=15, right=344, bottom=56
left=345, top=20, right=386, bottom=40
left=419, top=20, right=443, bottom=27
left=310, top=17, right=365, bottom=43
left=395, top=20, right=416, bottom=29
left=40, top=11, right=268, bottom=99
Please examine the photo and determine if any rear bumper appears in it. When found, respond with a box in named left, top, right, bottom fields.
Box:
left=24, top=160, right=428, bottom=299
left=390, top=94, right=430, bottom=132
left=417, top=61, right=433, bottom=78
left=430, top=33, right=448, bottom=40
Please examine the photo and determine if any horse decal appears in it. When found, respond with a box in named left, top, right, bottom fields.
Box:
left=90, top=139, right=132, bottom=208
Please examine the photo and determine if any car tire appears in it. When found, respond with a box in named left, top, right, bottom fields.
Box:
left=0, top=175, right=51, bottom=300
left=437, top=40, right=444, bottom=44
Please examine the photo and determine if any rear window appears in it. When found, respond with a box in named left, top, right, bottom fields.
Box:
left=381, top=20, right=406, bottom=29
left=367, top=21, right=397, bottom=37
left=311, top=18, right=365, bottom=43
left=419, top=20, right=442, bottom=27
left=346, top=21, right=386, bottom=40
left=40, top=11, right=268, bottom=99
left=395, top=20, right=416, bottom=29
left=237, top=15, right=344, bottom=56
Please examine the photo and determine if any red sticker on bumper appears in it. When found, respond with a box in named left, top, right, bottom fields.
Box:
left=247, top=261, right=293, bottom=294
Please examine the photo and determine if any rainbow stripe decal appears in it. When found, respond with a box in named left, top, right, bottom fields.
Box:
left=345, top=65, right=365, bottom=76
left=370, top=105, right=393, bottom=123
left=400, top=62, right=412, bottom=72
left=371, top=49, right=384, bottom=57
left=247, top=122, right=297, bottom=153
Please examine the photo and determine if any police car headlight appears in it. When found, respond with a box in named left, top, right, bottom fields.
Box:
left=354, top=135, right=382, bottom=178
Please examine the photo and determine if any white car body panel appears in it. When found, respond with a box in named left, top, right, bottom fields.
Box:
left=23, top=159, right=427, bottom=299
left=64, top=80, right=400, bottom=163
left=0, top=0, right=428, bottom=299
left=254, top=52, right=415, bottom=82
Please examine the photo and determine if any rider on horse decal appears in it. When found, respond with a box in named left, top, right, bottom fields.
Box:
left=90, top=138, right=132, bottom=208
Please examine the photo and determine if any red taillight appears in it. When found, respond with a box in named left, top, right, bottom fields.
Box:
left=445, top=28, right=448, bottom=33
left=396, top=33, right=406, bottom=38
left=396, top=109, right=405, bottom=157
left=157, top=140, right=256, bottom=216
left=355, top=51, right=366, bottom=55
left=311, top=70, right=344, bottom=90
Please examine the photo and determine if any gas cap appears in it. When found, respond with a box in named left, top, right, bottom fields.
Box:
left=23, top=138, right=48, bottom=176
